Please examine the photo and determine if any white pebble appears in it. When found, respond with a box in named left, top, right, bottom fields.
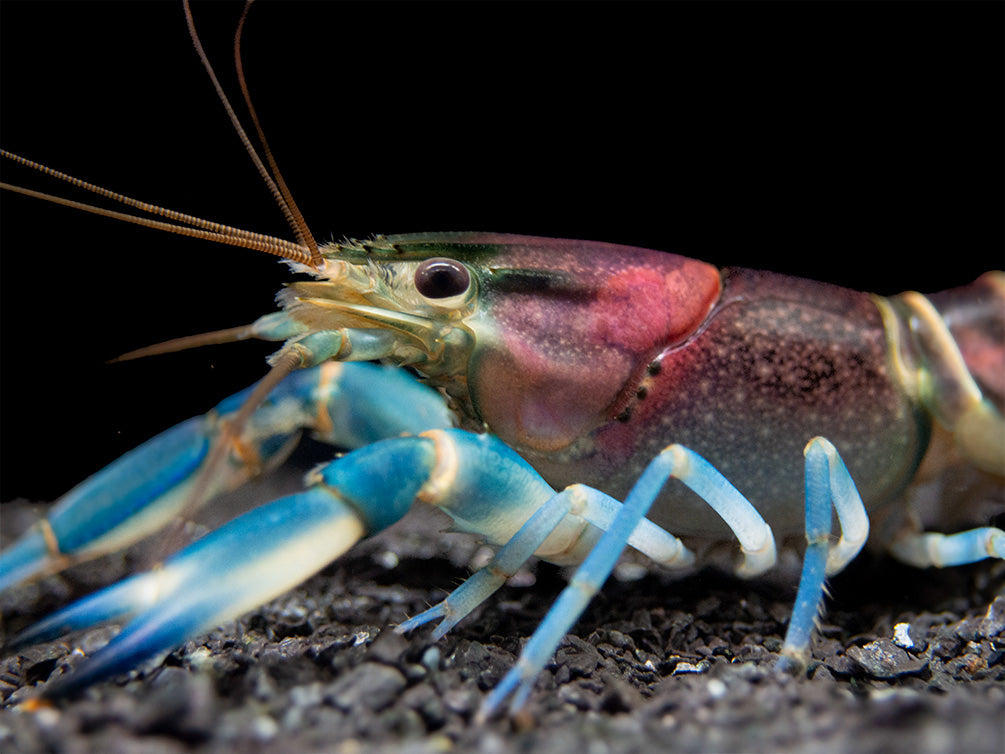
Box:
left=893, top=622, right=914, bottom=649
left=707, top=678, right=727, bottom=698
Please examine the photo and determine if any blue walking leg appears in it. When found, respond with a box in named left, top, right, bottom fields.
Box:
left=777, top=439, right=832, bottom=672
left=778, top=437, right=868, bottom=672
left=890, top=527, right=1005, bottom=568
left=478, top=443, right=778, bottom=719
left=397, top=486, right=578, bottom=639
left=397, top=484, right=693, bottom=639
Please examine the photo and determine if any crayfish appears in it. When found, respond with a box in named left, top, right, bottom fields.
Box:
left=1, top=1, right=1002, bottom=722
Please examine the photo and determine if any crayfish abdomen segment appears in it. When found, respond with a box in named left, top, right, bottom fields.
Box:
left=926, top=271, right=1005, bottom=412
left=890, top=272, right=1005, bottom=476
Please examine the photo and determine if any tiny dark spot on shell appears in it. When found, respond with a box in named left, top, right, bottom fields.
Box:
left=647, top=362, right=661, bottom=375
left=616, top=407, right=633, bottom=422
left=635, top=387, right=648, bottom=400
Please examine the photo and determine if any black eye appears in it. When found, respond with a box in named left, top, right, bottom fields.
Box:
left=414, top=257, right=471, bottom=299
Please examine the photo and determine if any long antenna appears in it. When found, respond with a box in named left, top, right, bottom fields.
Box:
left=0, top=152, right=311, bottom=263
left=1, top=2, right=324, bottom=268
left=182, top=0, right=322, bottom=267
left=144, top=2, right=327, bottom=564
left=233, top=1, right=318, bottom=266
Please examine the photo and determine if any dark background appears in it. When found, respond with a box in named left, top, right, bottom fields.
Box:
left=1, top=1, right=1002, bottom=502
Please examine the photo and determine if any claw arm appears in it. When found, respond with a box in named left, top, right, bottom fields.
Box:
left=19, top=486, right=368, bottom=698
left=0, top=362, right=452, bottom=592
left=10, top=434, right=443, bottom=697
left=9, top=429, right=678, bottom=698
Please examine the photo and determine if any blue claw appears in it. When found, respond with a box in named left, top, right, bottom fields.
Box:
left=6, top=572, right=155, bottom=651
left=0, top=531, right=49, bottom=595
left=13, top=435, right=439, bottom=697
left=19, top=487, right=369, bottom=697
left=0, top=417, right=212, bottom=592
left=0, top=362, right=452, bottom=593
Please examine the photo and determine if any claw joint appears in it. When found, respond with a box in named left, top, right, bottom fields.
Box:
left=416, top=430, right=458, bottom=504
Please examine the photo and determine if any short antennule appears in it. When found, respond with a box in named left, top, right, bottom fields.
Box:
left=182, top=0, right=322, bottom=268
left=109, top=325, right=258, bottom=364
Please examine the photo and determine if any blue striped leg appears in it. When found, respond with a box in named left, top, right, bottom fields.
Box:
left=397, top=484, right=694, bottom=640
left=777, top=437, right=868, bottom=672
left=0, top=362, right=451, bottom=592
left=478, top=443, right=778, bottom=720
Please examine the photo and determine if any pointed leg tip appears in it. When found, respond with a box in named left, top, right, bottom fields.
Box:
left=394, top=616, right=425, bottom=635
left=477, top=682, right=510, bottom=723
left=474, top=697, right=505, bottom=725
left=477, top=665, right=537, bottom=722
left=775, top=649, right=808, bottom=676
left=473, top=698, right=535, bottom=727
left=394, top=603, right=448, bottom=636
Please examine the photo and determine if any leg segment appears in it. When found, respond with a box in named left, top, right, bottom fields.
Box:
left=0, top=362, right=452, bottom=592
left=397, top=483, right=693, bottom=640
left=778, top=437, right=867, bottom=671
left=890, top=527, right=1005, bottom=568
left=397, top=486, right=581, bottom=640
left=478, top=443, right=779, bottom=719
left=881, top=285, right=1005, bottom=475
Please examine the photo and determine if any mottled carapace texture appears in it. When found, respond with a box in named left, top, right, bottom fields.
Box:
left=521, top=267, right=926, bottom=539
left=462, top=234, right=721, bottom=454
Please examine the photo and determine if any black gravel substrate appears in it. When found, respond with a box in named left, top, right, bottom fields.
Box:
left=2, top=498, right=1003, bottom=754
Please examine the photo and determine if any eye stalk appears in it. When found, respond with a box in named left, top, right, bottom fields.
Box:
left=414, top=258, right=471, bottom=300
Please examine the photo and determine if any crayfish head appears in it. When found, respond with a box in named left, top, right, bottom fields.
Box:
left=272, top=234, right=482, bottom=402
left=276, top=232, right=721, bottom=461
